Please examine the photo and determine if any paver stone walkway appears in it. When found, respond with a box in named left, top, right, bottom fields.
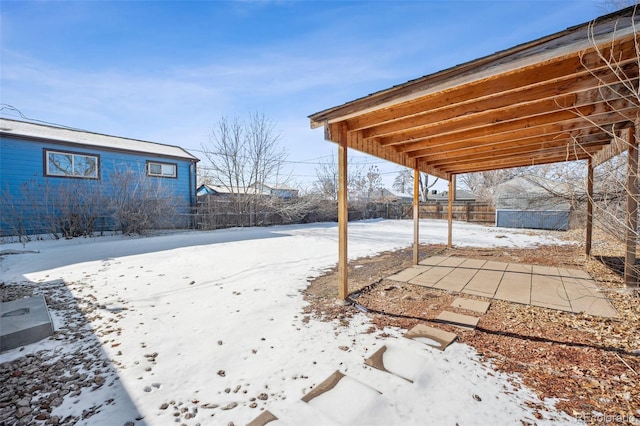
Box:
left=389, top=256, right=617, bottom=317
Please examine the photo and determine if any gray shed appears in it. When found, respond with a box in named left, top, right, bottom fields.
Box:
left=495, top=176, right=575, bottom=231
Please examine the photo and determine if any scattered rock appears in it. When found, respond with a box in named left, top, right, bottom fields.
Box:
left=201, top=403, right=219, bottom=409
left=15, top=407, right=31, bottom=418
left=220, top=402, right=237, bottom=411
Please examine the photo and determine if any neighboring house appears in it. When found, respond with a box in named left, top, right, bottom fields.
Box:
left=0, top=118, right=199, bottom=236
left=426, top=189, right=476, bottom=202
left=197, top=184, right=243, bottom=198
left=369, top=188, right=413, bottom=203
left=196, top=183, right=266, bottom=199
left=197, top=182, right=299, bottom=200
left=254, top=183, right=299, bottom=200
left=494, top=175, right=577, bottom=231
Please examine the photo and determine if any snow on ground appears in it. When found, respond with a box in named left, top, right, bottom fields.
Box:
left=0, top=219, right=580, bottom=425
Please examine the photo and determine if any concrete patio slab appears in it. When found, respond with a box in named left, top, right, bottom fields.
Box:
left=462, top=269, right=504, bottom=297
left=451, top=297, right=491, bottom=314
left=459, top=258, right=487, bottom=269
left=418, top=256, right=450, bottom=266
left=566, top=277, right=600, bottom=291
left=438, top=256, right=467, bottom=267
left=494, top=272, right=532, bottom=305
left=562, top=277, right=601, bottom=298
left=432, top=267, right=477, bottom=292
left=388, top=256, right=617, bottom=317
left=569, top=296, right=618, bottom=317
left=435, top=311, right=480, bottom=329
left=558, top=268, right=593, bottom=279
left=532, top=265, right=561, bottom=276
left=481, top=261, right=509, bottom=271
left=531, top=274, right=572, bottom=311
left=404, top=324, right=457, bottom=350
left=409, top=266, right=454, bottom=287
left=506, top=263, right=533, bottom=274
left=387, top=265, right=431, bottom=282
left=562, top=278, right=618, bottom=317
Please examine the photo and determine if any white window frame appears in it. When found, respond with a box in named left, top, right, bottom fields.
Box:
left=147, top=161, right=177, bottom=178
left=45, top=149, right=99, bottom=179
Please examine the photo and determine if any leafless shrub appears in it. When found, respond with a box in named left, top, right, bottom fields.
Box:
left=107, top=168, right=180, bottom=235
left=1, top=178, right=103, bottom=240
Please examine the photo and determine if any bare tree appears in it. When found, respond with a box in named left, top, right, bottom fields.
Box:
left=459, top=168, right=527, bottom=203
left=311, top=154, right=366, bottom=201
left=575, top=6, right=639, bottom=246
left=200, top=113, right=287, bottom=226
left=392, top=168, right=413, bottom=194
left=246, top=112, right=287, bottom=192
left=418, top=173, right=439, bottom=201
left=392, top=168, right=439, bottom=201
left=365, top=165, right=383, bottom=200
left=313, top=155, right=339, bottom=201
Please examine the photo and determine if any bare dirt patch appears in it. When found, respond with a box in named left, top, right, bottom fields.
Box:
left=303, top=228, right=640, bottom=424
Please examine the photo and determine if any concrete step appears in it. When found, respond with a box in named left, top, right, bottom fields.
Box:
left=301, top=370, right=387, bottom=425
left=450, top=297, right=491, bottom=314
left=435, top=311, right=480, bottom=329
left=404, top=323, right=457, bottom=351
left=364, top=345, right=430, bottom=383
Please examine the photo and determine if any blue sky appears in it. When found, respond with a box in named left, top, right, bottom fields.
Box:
left=1, top=0, right=612, bottom=189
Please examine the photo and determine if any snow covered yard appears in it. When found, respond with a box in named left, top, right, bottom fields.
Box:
left=0, top=219, right=580, bottom=425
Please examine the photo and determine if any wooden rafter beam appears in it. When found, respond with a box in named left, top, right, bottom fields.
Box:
left=591, top=125, right=633, bottom=166
left=440, top=148, right=599, bottom=174
left=410, top=130, right=610, bottom=162
left=429, top=146, right=605, bottom=173
left=357, top=67, right=636, bottom=142
left=394, top=104, right=637, bottom=158
left=422, top=139, right=610, bottom=169
left=376, top=97, right=634, bottom=149
left=341, top=36, right=638, bottom=133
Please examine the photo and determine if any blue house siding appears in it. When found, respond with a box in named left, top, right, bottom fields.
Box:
left=1, top=120, right=198, bottom=237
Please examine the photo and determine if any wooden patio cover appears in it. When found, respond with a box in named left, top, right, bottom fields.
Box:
left=308, top=7, right=640, bottom=298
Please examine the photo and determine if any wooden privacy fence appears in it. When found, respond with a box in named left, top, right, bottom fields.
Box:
left=418, top=202, right=495, bottom=224
left=194, top=197, right=495, bottom=230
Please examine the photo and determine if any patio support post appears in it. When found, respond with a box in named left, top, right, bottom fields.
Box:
left=413, top=164, right=420, bottom=264
left=338, top=126, right=349, bottom=300
left=447, top=175, right=455, bottom=248
left=586, top=157, right=594, bottom=256
left=625, top=125, right=638, bottom=287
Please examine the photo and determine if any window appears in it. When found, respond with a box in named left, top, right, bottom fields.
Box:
left=45, top=150, right=99, bottom=179
left=147, top=161, right=177, bottom=178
